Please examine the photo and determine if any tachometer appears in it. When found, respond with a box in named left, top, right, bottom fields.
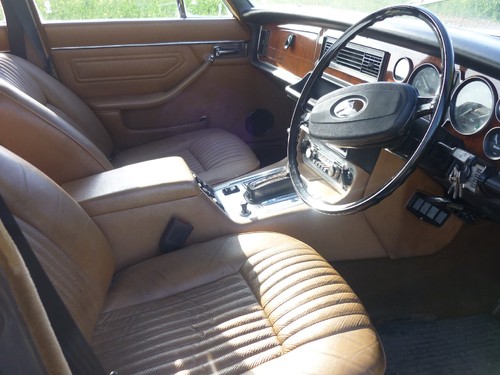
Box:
left=408, top=63, right=440, bottom=97
left=483, top=127, right=500, bottom=160
left=450, top=76, right=497, bottom=135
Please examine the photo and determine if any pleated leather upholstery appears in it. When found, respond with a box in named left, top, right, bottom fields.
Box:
left=0, top=53, right=115, bottom=156
left=113, top=128, right=260, bottom=184
left=94, top=273, right=282, bottom=374
left=0, top=53, right=259, bottom=184
left=0, top=148, right=114, bottom=340
left=93, top=233, right=384, bottom=375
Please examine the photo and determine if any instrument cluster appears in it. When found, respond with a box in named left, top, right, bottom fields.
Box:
left=447, top=75, right=500, bottom=162
left=449, top=76, right=497, bottom=137
left=394, top=59, right=500, bottom=163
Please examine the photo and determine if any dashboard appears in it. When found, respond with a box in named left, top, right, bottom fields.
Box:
left=246, top=17, right=500, bottom=221
left=256, top=23, right=500, bottom=165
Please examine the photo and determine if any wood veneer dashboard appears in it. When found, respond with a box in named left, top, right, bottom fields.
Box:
left=256, top=23, right=500, bottom=168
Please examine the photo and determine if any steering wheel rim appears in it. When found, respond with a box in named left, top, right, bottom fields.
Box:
left=287, top=5, right=455, bottom=215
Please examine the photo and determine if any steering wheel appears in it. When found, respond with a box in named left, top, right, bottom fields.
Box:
left=288, top=5, right=455, bottom=215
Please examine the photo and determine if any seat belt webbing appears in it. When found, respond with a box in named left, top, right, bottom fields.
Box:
left=0, top=194, right=107, bottom=375
left=0, top=0, right=57, bottom=77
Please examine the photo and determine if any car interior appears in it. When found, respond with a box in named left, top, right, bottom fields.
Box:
left=0, top=0, right=499, bottom=374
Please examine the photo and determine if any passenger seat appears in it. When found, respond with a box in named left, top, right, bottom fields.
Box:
left=0, top=53, right=259, bottom=184
left=0, top=146, right=385, bottom=374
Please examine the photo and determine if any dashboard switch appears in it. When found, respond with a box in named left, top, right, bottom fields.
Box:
left=407, top=192, right=450, bottom=227
left=305, top=146, right=316, bottom=159
left=284, top=34, right=296, bottom=49
left=222, top=185, right=240, bottom=195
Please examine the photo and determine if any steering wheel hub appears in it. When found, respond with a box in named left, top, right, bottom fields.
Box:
left=309, top=82, right=419, bottom=148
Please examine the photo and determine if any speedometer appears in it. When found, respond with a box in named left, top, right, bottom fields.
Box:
left=450, top=77, right=497, bottom=135
left=408, top=63, right=440, bottom=97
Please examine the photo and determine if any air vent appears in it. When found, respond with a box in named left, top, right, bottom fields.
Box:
left=258, top=28, right=270, bottom=56
left=322, top=38, right=387, bottom=81
left=324, top=40, right=334, bottom=52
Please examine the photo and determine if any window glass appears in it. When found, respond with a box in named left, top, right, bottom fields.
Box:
left=34, top=0, right=180, bottom=20
left=0, top=3, right=5, bottom=22
left=34, top=0, right=231, bottom=21
left=185, top=0, right=231, bottom=17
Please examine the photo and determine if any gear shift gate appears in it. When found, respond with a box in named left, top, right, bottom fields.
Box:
left=244, top=170, right=295, bottom=204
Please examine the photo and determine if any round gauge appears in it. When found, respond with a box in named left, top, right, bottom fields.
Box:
left=408, top=63, right=441, bottom=97
left=496, top=99, right=500, bottom=122
left=393, top=57, right=413, bottom=82
left=450, top=76, right=497, bottom=135
left=484, top=127, right=500, bottom=160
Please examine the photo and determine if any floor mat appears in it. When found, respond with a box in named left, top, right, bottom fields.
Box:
left=377, top=315, right=500, bottom=375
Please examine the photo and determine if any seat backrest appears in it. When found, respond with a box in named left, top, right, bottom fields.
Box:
left=0, top=53, right=114, bottom=184
left=0, top=146, right=115, bottom=340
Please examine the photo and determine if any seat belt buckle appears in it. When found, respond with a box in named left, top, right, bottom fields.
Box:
left=158, top=217, right=193, bottom=253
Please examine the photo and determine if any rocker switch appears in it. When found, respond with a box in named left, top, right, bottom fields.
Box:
left=222, top=185, right=240, bottom=195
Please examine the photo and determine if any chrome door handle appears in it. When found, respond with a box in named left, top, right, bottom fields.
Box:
left=213, top=43, right=248, bottom=59
left=214, top=47, right=240, bottom=56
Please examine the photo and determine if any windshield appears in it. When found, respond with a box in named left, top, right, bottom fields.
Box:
left=249, top=0, right=500, bottom=36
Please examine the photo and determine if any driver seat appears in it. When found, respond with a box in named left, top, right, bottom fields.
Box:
left=0, top=146, right=385, bottom=374
left=0, top=53, right=259, bottom=185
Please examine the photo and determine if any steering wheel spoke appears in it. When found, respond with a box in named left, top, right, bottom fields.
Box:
left=415, top=95, right=437, bottom=118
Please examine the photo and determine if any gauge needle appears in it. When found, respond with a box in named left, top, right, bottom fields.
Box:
left=457, top=107, right=473, bottom=118
left=421, top=77, right=431, bottom=92
left=473, top=107, right=489, bottom=118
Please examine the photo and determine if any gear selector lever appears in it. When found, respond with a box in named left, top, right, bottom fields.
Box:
left=244, top=170, right=294, bottom=204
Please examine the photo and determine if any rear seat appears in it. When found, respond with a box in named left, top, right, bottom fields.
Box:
left=0, top=53, right=259, bottom=184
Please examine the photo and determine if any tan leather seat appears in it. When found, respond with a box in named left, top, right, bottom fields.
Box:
left=0, top=147, right=385, bottom=374
left=0, top=53, right=259, bottom=184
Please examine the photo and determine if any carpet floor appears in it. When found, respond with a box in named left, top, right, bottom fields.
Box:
left=377, top=315, right=500, bottom=375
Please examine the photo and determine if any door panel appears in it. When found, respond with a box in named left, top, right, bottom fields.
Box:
left=46, top=19, right=248, bottom=97
left=117, top=63, right=293, bottom=149
left=42, top=18, right=292, bottom=157
left=72, top=52, right=185, bottom=84
left=52, top=45, right=205, bottom=97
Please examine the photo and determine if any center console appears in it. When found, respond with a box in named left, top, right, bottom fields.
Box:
left=196, top=166, right=303, bottom=222
left=196, top=134, right=359, bottom=222
left=61, top=155, right=389, bottom=269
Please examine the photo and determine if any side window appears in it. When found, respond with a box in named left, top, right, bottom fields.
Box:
left=34, top=0, right=231, bottom=21
left=0, top=3, right=5, bottom=22
left=185, top=0, right=231, bottom=17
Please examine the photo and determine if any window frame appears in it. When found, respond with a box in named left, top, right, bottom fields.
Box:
left=178, top=0, right=187, bottom=18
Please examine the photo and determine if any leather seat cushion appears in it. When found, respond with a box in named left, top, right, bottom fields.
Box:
left=112, top=129, right=260, bottom=184
left=93, top=232, right=384, bottom=374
